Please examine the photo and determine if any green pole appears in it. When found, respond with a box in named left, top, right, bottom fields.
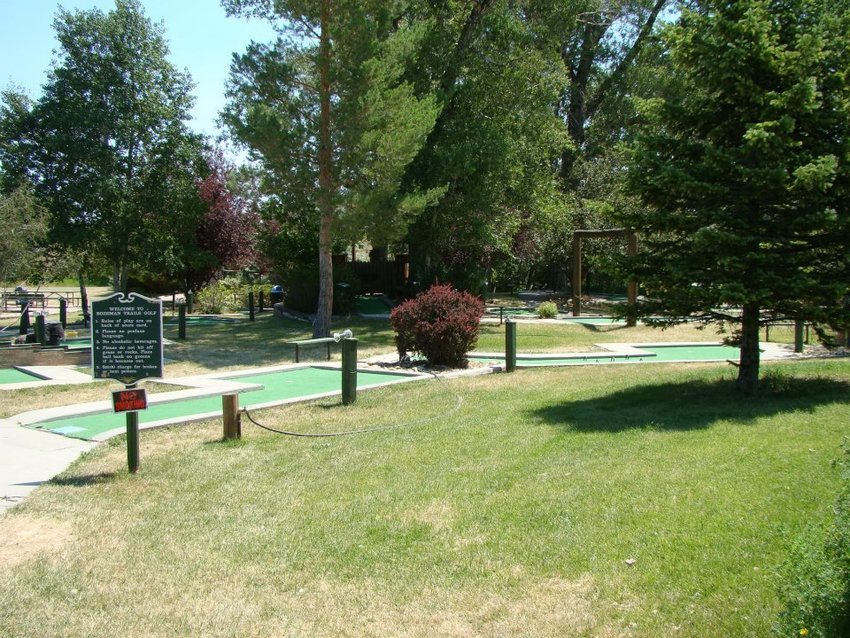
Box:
left=505, top=319, right=517, bottom=372
left=35, top=314, right=47, bottom=345
left=126, top=383, right=140, bottom=474
left=59, top=298, right=67, bottom=328
left=178, top=304, right=186, bottom=340
left=249, top=291, right=255, bottom=322
left=341, top=338, right=358, bottom=405
left=794, top=319, right=805, bottom=353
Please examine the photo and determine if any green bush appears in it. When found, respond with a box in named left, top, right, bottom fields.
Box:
left=390, top=284, right=485, bottom=367
left=774, top=443, right=850, bottom=637
left=195, top=276, right=262, bottom=314
left=537, top=301, right=559, bottom=319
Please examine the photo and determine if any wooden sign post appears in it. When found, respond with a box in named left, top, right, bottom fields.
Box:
left=92, top=293, right=163, bottom=473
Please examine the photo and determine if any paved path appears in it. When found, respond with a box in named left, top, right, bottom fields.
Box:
left=0, top=417, right=95, bottom=515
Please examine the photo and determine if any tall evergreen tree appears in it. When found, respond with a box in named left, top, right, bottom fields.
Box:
left=222, top=0, right=441, bottom=336
left=621, top=0, right=850, bottom=391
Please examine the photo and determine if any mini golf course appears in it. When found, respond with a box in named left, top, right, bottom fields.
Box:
left=469, top=342, right=745, bottom=367
left=9, top=341, right=787, bottom=443
left=0, top=368, right=45, bottom=385
left=356, top=296, right=393, bottom=315
left=163, top=315, right=242, bottom=326
left=22, top=366, right=422, bottom=441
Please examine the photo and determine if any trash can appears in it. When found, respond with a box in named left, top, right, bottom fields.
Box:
left=269, top=285, right=284, bottom=304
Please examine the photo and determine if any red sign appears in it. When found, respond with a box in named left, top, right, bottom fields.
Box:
left=112, top=388, right=148, bottom=413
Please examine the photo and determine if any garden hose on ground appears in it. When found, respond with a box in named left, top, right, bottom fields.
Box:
left=242, top=371, right=464, bottom=438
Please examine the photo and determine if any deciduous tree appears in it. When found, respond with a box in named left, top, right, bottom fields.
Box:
left=0, top=0, right=197, bottom=293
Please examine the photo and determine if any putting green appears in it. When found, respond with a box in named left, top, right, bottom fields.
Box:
left=30, top=367, right=413, bottom=440
left=164, top=316, right=241, bottom=326
left=469, top=343, right=743, bottom=367
left=641, top=344, right=742, bottom=361
left=356, top=296, right=392, bottom=314
left=0, top=368, right=42, bottom=385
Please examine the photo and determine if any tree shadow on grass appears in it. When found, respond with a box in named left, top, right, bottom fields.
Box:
left=530, top=376, right=850, bottom=433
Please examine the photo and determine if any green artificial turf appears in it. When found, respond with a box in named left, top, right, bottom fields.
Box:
left=0, top=368, right=41, bottom=385
left=31, top=367, right=417, bottom=440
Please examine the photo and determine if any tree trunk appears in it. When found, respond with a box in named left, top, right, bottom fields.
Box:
left=737, top=304, right=761, bottom=393
left=119, top=264, right=129, bottom=294
left=313, top=0, right=334, bottom=338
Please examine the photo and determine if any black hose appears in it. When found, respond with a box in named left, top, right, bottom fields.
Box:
left=242, top=371, right=464, bottom=438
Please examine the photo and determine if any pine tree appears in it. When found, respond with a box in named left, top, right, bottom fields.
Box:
left=622, top=0, right=850, bottom=391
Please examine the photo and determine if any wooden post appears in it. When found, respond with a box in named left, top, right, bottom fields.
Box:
left=59, top=298, right=67, bottom=328
left=126, top=383, right=140, bottom=473
left=259, top=290, right=265, bottom=312
left=35, top=314, right=47, bottom=345
left=794, top=319, right=805, bottom=353
left=187, top=291, right=193, bottom=315
left=627, top=232, right=638, bottom=327
left=19, top=302, right=30, bottom=335
left=572, top=234, right=582, bottom=316
left=222, top=393, right=240, bottom=440
left=505, top=319, right=517, bottom=373
left=248, top=291, right=255, bottom=322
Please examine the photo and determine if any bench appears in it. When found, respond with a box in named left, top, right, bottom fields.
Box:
left=2, top=292, right=46, bottom=311
left=286, top=337, right=338, bottom=363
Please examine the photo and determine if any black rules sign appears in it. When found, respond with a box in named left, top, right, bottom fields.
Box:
left=92, top=293, right=163, bottom=384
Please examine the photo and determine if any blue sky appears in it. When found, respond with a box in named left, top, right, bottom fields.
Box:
left=0, top=1, right=278, bottom=138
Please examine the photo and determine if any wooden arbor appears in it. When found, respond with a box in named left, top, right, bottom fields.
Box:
left=572, top=229, right=638, bottom=325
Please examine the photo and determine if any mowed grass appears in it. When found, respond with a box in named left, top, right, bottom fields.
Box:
left=1, top=358, right=849, bottom=636
left=0, top=315, right=720, bottom=417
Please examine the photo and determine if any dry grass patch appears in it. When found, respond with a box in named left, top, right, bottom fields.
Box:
left=0, top=515, right=73, bottom=569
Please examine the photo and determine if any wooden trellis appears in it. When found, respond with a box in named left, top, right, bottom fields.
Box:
left=572, top=229, right=638, bottom=326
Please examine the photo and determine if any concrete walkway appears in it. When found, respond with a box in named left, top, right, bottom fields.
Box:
left=0, top=418, right=96, bottom=515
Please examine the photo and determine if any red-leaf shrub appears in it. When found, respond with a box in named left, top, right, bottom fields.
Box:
left=390, top=284, right=485, bottom=367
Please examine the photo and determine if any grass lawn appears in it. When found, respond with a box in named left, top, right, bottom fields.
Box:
left=0, top=314, right=724, bottom=417
left=1, top=357, right=848, bottom=636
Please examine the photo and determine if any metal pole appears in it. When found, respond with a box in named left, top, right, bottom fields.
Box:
left=178, top=304, right=186, bottom=340
left=126, top=383, right=140, bottom=474
left=505, top=319, right=517, bottom=373
left=341, top=338, right=358, bottom=405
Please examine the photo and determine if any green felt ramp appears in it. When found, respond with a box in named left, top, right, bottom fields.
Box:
left=470, top=343, right=744, bottom=367
left=0, top=368, right=42, bottom=385
left=639, top=344, right=742, bottom=361
left=32, top=367, right=414, bottom=440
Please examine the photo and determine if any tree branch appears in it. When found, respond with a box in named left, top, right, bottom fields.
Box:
left=585, top=0, right=668, bottom=120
